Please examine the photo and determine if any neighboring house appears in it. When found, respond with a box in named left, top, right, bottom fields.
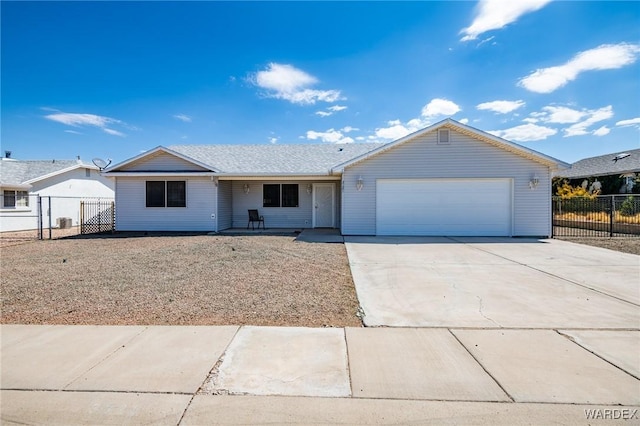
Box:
left=0, top=155, right=115, bottom=232
left=104, top=119, right=568, bottom=237
left=554, top=148, right=640, bottom=195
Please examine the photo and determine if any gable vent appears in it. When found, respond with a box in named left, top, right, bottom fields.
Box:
left=438, top=129, right=450, bottom=144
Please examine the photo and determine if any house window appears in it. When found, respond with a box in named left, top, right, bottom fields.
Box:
left=263, top=184, right=299, bottom=208
left=146, top=181, right=186, bottom=207
left=3, top=190, right=29, bottom=208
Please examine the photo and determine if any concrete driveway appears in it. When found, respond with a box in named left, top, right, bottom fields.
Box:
left=345, top=237, right=640, bottom=328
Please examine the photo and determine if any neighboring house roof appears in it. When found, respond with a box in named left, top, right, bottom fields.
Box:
left=555, top=148, right=640, bottom=179
left=332, top=119, right=570, bottom=173
left=107, top=143, right=384, bottom=176
left=0, top=159, right=97, bottom=188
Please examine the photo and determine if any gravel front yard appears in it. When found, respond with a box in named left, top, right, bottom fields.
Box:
left=1, top=233, right=362, bottom=327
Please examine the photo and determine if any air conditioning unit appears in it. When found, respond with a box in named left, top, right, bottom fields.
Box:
left=56, top=217, right=72, bottom=229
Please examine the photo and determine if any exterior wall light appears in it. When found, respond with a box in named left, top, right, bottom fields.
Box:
left=529, top=174, right=539, bottom=190
left=243, top=184, right=250, bottom=194
left=356, top=176, right=364, bottom=191
left=306, top=184, right=312, bottom=194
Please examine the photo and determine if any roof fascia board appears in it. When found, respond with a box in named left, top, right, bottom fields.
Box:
left=332, top=118, right=570, bottom=172
left=105, top=146, right=219, bottom=174
left=219, top=174, right=341, bottom=181
left=0, top=183, right=33, bottom=190
left=23, top=164, right=97, bottom=185
left=105, top=172, right=218, bottom=177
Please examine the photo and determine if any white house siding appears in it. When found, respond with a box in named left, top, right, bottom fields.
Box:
left=115, top=176, right=217, bottom=231
left=122, top=152, right=209, bottom=172
left=230, top=180, right=340, bottom=229
left=341, top=129, right=551, bottom=236
left=0, top=168, right=114, bottom=232
left=217, top=180, right=233, bottom=231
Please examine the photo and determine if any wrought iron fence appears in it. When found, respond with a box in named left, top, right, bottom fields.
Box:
left=552, top=195, right=640, bottom=238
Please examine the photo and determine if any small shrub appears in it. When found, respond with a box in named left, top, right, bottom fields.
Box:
left=619, top=195, right=637, bottom=217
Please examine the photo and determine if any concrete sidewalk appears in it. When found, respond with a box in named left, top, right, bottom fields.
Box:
left=2, top=324, right=639, bottom=424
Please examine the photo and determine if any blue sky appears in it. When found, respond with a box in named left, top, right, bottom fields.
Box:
left=2, top=1, right=639, bottom=165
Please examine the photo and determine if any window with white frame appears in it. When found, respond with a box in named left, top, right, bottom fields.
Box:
left=3, top=190, right=29, bottom=208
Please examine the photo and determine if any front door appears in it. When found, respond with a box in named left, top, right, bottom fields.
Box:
left=313, top=183, right=335, bottom=228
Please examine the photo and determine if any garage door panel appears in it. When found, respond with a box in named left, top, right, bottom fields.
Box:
left=376, top=179, right=512, bottom=236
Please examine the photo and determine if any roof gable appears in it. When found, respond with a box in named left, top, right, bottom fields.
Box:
left=106, top=147, right=217, bottom=173
left=332, top=119, right=569, bottom=172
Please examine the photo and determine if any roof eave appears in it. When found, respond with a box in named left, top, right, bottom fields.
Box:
left=23, top=164, right=98, bottom=185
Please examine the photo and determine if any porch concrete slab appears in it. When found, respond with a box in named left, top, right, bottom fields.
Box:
left=346, top=328, right=509, bottom=401
left=67, top=326, right=238, bottom=393
left=457, top=237, right=640, bottom=267
left=0, top=390, right=190, bottom=425
left=214, top=326, right=350, bottom=397
left=1, top=324, right=55, bottom=349
left=452, top=329, right=640, bottom=405
left=559, top=330, right=640, bottom=378
left=345, top=236, right=514, bottom=266
left=183, top=395, right=636, bottom=425
left=531, top=265, right=640, bottom=305
left=296, top=228, right=344, bottom=243
left=1, top=325, right=145, bottom=390
left=350, top=262, right=639, bottom=328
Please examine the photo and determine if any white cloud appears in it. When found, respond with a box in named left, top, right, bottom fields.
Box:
left=539, top=106, right=585, bottom=123
left=593, top=126, right=610, bottom=136
left=173, top=114, right=192, bottom=122
left=563, top=106, right=613, bottom=137
left=305, top=128, right=354, bottom=144
left=268, top=136, right=279, bottom=144
left=64, top=130, right=82, bottom=135
left=251, top=63, right=343, bottom=105
left=459, top=118, right=469, bottom=124
left=373, top=98, right=462, bottom=141
left=422, top=98, right=461, bottom=117
left=489, top=123, right=557, bottom=142
left=45, top=111, right=127, bottom=136
left=519, top=43, right=640, bottom=93
left=315, top=104, right=348, bottom=117
left=460, top=0, right=552, bottom=41
left=616, top=117, right=640, bottom=127
left=103, top=128, right=125, bottom=137
left=341, top=126, right=358, bottom=133
left=45, top=112, right=117, bottom=127
left=477, top=100, right=525, bottom=114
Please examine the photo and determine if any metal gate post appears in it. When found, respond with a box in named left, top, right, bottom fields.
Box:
left=111, top=201, right=115, bottom=233
left=37, top=195, right=42, bottom=240
left=48, top=196, right=52, bottom=240
left=80, top=201, right=85, bottom=234
left=609, top=196, right=614, bottom=237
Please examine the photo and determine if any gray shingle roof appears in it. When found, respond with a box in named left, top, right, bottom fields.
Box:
left=0, top=159, right=90, bottom=186
left=167, top=143, right=385, bottom=174
left=557, top=148, right=640, bottom=179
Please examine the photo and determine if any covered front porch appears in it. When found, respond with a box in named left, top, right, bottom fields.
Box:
left=217, top=177, right=341, bottom=231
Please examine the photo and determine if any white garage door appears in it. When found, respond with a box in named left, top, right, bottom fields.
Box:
left=376, top=179, right=512, bottom=236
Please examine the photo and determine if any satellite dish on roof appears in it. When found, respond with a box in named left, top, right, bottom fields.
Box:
left=613, top=153, right=630, bottom=163
left=92, top=157, right=112, bottom=170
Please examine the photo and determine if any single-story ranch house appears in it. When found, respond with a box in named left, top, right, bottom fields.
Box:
left=0, top=155, right=115, bottom=232
left=104, top=119, right=569, bottom=237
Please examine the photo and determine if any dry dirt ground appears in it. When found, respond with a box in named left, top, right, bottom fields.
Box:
left=1, top=233, right=362, bottom=327
left=554, top=237, right=640, bottom=255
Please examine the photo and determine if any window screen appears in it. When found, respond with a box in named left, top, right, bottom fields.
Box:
left=167, top=181, right=186, bottom=207
left=263, top=184, right=280, bottom=207
left=282, top=184, right=299, bottom=207
left=146, top=181, right=165, bottom=207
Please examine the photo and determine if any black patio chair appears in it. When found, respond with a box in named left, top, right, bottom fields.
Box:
left=247, top=209, right=265, bottom=230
